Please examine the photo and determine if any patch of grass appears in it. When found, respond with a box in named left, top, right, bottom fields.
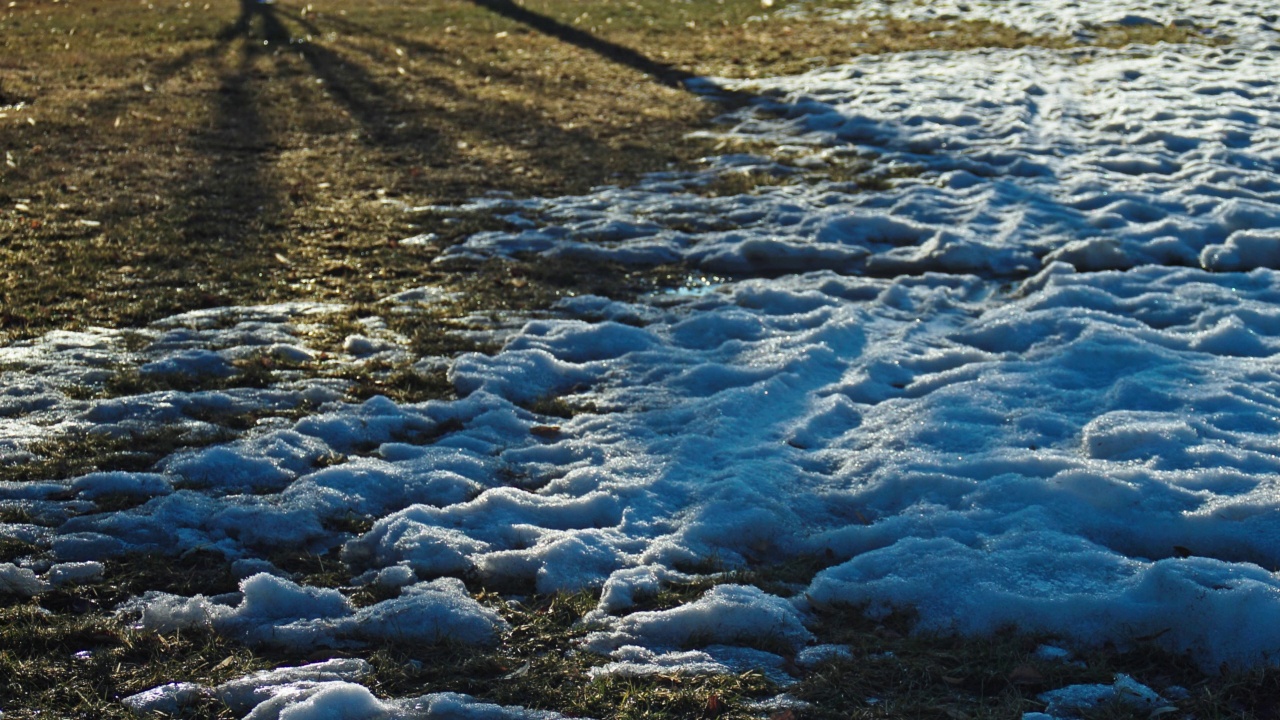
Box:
left=100, top=367, right=245, bottom=397
left=2, top=0, right=1199, bottom=345
left=335, top=360, right=453, bottom=404
left=82, top=492, right=155, bottom=515
left=833, top=162, right=927, bottom=191
left=1, top=371, right=364, bottom=485
left=0, top=505, right=42, bottom=526
left=0, top=410, right=349, bottom=485
left=0, top=2, right=1250, bottom=719
left=0, top=558, right=777, bottom=719
left=363, top=589, right=779, bottom=719
left=0, top=599, right=274, bottom=720
left=696, top=156, right=928, bottom=196
left=294, top=307, right=388, bottom=357
left=322, top=512, right=377, bottom=538
left=3, top=547, right=1280, bottom=719
left=518, top=393, right=598, bottom=420
left=622, top=576, right=722, bottom=617
left=0, top=428, right=209, bottom=484
left=0, top=0, right=726, bottom=342
left=96, top=343, right=329, bottom=400
left=699, top=167, right=798, bottom=197
left=105, top=549, right=241, bottom=600
left=1092, top=22, right=1223, bottom=48
left=269, top=546, right=354, bottom=590
left=791, top=605, right=1132, bottom=718
left=584, top=671, right=777, bottom=720
left=0, top=537, right=44, bottom=565
left=0, top=550, right=260, bottom=717
left=431, top=255, right=700, bottom=320
left=727, top=555, right=836, bottom=595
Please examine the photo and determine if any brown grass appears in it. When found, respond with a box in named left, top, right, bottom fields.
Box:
left=0, top=4, right=1237, bottom=718
left=0, top=0, right=1207, bottom=344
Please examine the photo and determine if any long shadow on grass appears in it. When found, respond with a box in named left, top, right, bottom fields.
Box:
left=468, top=0, right=752, bottom=105
left=183, top=40, right=279, bottom=246
left=222, top=0, right=293, bottom=43
left=55, top=0, right=294, bottom=316
left=276, top=5, right=445, bottom=60
left=273, top=5, right=702, bottom=196
left=276, top=11, right=445, bottom=150
left=145, top=0, right=297, bottom=306
left=10, top=0, right=776, bottom=334
left=189, top=5, right=285, bottom=231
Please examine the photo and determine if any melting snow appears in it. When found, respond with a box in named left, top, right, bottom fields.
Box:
left=5, top=0, right=1280, bottom=716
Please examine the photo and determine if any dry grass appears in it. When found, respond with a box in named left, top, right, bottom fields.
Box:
left=0, top=0, right=1210, bottom=343
left=0, top=2, right=1238, bottom=718
left=5, top=552, right=1279, bottom=719
left=0, top=0, right=720, bottom=340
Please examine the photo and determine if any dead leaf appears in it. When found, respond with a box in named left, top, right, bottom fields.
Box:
left=1007, top=664, right=1043, bottom=684
left=501, top=660, right=531, bottom=680
left=804, top=592, right=833, bottom=612
left=1134, top=627, right=1172, bottom=642
left=531, top=425, right=561, bottom=438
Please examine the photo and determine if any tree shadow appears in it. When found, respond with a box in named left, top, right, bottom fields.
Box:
left=183, top=39, right=276, bottom=245
left=264, top=4, right=714, bottom=197
left=221, top=0, right=293, bottom=43
left=58, top=1, right=290, bottom=308
left=77, top=0, right=305, bottom=312
left=130, top=0, right=717, bottom=309
left=4, top=0, right=797, bottom=332
left=467, top=0, right=753, bottom=105
left=275, top=5, right=444, bottom=59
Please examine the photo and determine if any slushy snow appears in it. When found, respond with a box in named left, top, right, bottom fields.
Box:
left=5, top=0, right=1280, bottom=716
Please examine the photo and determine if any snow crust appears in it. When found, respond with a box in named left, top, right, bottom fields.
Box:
left=1036, top=674, right=1169, bottom=717
left=122, top=574, right=507, bottom=649
left=588, top=644, right=800, bottom=687
left=0, top=563, right=49, bottom=596
left=124, top=660, right=581, bottom=719
left=790, top=0, right=1277, bottom=43
left=6, top=0, right=1280, bottom=715
left=583, top=584, right=813, bottom=655
left=441, top=41, right=1280, bottom=282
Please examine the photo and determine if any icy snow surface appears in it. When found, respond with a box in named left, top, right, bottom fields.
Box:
left=5, top=0, right=1280, bottom=715
left=788, top=0, right=1279, bottom=43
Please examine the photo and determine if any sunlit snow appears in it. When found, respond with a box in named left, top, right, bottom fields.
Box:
left=5, top=0, right=1280, bottom=716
